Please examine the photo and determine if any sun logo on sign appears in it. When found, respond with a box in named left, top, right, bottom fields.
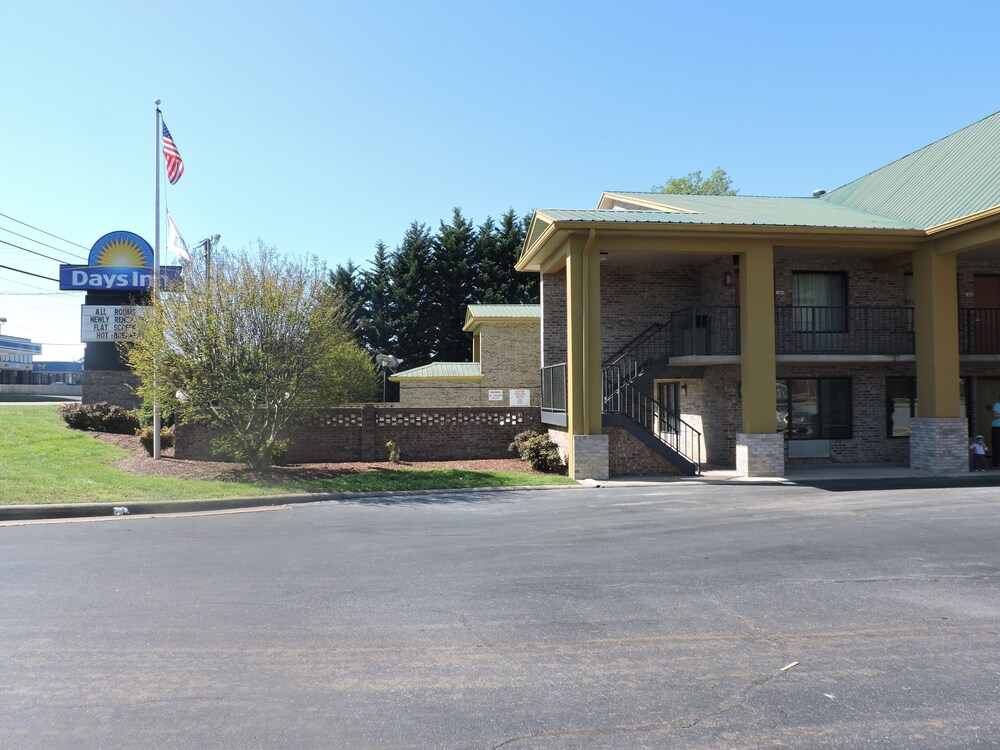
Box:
left=92, top=233, right=152, bottom=268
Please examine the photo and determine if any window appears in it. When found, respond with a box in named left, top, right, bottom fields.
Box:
left=657, top=382, right=681, bottom=435
left=886, top=377, right=967, bottom=437
left=792, top=272, right=847, bottom=331
left=777, top=378, right=851, bottom=439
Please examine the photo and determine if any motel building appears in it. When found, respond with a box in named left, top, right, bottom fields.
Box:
left=0, top=333, right=42, bottom=385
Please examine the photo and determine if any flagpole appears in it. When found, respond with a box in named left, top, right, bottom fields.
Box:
left=152, top=99, right=162, bottom=460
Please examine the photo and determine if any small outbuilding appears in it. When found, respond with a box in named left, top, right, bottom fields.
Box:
left=391, top=304, right=540, bottom=407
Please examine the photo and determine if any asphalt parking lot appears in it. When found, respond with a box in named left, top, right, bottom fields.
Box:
left=2, top=481, right=999, bottom=749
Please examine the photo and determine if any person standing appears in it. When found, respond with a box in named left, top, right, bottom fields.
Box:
left=971, top=435, right=988, bottom=472
left=992, top=397, right=1000, bottom=469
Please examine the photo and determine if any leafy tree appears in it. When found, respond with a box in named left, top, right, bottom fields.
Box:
left=125, top=242, right=378, bottom=472
left=653, top=167, right=738, bottom=196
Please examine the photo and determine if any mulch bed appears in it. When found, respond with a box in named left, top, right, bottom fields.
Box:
left=88, top=431, right=538, bottom=481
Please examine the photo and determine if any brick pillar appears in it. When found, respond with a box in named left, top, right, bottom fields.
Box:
left=361, top=403, right=377, bottom=461
left=910, top=417, right=968, bottom=473
left=571, top=434, right=609, bottom=480
left=736, top=432, right=785, bottom=477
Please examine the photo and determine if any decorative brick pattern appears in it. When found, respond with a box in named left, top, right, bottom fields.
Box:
left=910, top=417, right=969, bottom=473
left=175, top=406, right=542, bottom=463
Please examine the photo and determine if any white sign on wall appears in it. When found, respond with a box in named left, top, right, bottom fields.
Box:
left=509, top=388, right=530, bottom=406
left=81, top=305, right=146, bottom=342
left=488, top=389, right=504, bottom=401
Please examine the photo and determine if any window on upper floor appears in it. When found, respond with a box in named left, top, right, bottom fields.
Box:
left=792, top=272, right=847, bottom=333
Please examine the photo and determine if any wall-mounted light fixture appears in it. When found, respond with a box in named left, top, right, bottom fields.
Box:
left=681, top=383, right=688, bottom=396
left=723, top=271, right=734, bottom=288
left=599, top=251, right=609, bottom=263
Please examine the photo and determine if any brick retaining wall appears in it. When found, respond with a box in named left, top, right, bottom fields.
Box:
left=175, top=405, right=542, bottom=463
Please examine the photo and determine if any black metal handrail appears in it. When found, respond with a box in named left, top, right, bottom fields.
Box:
left=669, top=306, right=740, bottom=356
left=605, top=383, right=701, bottom=472
left=775, top=306, right=914, bottom=355
left=959, top=308, right=1000, bottom=355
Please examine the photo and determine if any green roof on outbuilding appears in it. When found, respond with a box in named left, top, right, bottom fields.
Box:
left=389, top=362, right=482, bottom=380
left=466, top=304, right=541, bottom=319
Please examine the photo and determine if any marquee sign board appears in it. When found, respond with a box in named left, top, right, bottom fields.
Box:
left=80, top=305, right=146, bottom=342
left=60, top=231, right=182, bottom=291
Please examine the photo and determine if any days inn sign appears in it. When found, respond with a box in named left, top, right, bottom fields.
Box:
left=59, top=231, right=182, bottom=291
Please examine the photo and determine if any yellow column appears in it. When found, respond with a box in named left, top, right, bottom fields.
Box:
left=738, top=244, right=777, bottom=432
left=913, top=245, right=959, bottom=416
left=565, top=232, right=602, bottom=474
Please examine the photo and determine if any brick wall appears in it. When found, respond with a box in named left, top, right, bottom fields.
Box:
left=605, top=426, right=684, bottom=477
left=398, top=383, right=485, bottom=407
left=480, top=320, right=540, bottom=394
left=83, top=370, right=141, bottom=409
left=541, top=271, right=566, bottom=367
left=175, top=405, right=542, bottom=463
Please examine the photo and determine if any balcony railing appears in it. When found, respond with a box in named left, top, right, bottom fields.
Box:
left=669, top=306, right=740, bottom=356
left=774, top=306, right=915, bottom=355
left=959, top=308, right=1000, bottom=354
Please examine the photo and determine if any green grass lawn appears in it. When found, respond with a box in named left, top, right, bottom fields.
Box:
left=0, top=405, right=574, bottom=505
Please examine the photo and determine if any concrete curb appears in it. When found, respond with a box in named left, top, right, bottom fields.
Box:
left=0, top=482, right=583, bottom=522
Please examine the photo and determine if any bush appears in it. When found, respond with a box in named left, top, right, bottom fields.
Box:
left=60, top=402, right=140, bottom=434
left=137, top=426, right=175, bottom=456
left=508, top=430, right=564, bottom=474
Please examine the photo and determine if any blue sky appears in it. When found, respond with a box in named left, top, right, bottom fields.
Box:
left=1, top=0, right=998, bottom=361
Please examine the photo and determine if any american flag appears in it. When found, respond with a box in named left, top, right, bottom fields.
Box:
left=161, top=120, right=184, bottom=185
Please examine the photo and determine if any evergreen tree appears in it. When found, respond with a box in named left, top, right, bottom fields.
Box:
left=388, top=222, right=436, bottom=367
left=328, top=260, right=364, bottom=333
left=495, top=209, right=538, bottom=304
left=360, top=240, right=395, bottom=356
left=430, top=208, right=477, bottom=362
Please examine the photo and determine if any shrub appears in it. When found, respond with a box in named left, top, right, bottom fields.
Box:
left=60, top=402, right=140, bottom=434
left=508, top=430, right=564, bottom=474
left=138, top=426, right=175, bottom=456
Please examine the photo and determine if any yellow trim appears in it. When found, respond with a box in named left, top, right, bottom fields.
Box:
left=583, top=229, right=602, bottom=436
left=738, top=243, right=778, bottom=433
left=913, top=245, right=960, bottom=417
left=924, top=215, right=1000, bottom=255
left=926, top=204, right=1000, bottom=235
left=517, top=218, right=925, bottom=272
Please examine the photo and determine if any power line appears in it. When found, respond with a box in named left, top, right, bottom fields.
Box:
left=0, top=210, right=90, bottom=252
left=0, top=226, right=87, bottom=263
left=0, top=263, right=58, bottom=282
left=0, top=238, right=78, bottom=265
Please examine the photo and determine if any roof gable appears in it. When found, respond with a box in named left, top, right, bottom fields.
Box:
left=819, top=110, right=1000, bottom=229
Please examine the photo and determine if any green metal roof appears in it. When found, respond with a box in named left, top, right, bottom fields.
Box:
left=466, top=304, right=541, bottom=319
left=819, top=110, right=1000, bottom=228
left=390, top=362, right=482, bottom=380
left=543, top=195, right=921, bottom=230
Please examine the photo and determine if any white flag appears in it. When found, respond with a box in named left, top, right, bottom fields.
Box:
left=167, top=212, right=191, bottom=262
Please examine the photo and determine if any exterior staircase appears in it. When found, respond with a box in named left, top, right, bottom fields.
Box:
left=601, top=320, right=702, bottom=475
